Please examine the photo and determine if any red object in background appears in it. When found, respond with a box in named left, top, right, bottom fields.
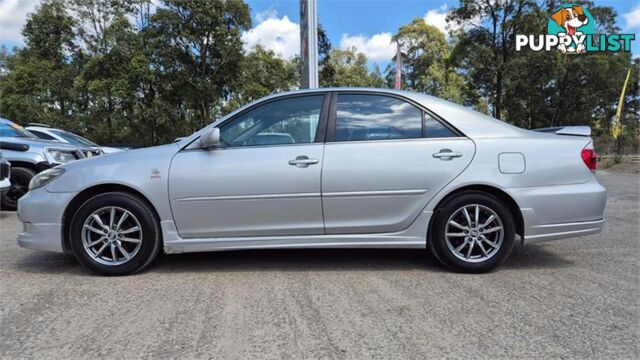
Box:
left=581, top=148, right=597, bottom=171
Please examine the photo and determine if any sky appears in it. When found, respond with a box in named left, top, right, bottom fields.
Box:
left=1, top=0, right=639, bottom=68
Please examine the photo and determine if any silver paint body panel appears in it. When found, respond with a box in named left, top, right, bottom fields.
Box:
left=321, top=139, right=475, bottom=234
left=16, top=88, right=606, bottom=255
left=169, top=144, right=325, bottom=237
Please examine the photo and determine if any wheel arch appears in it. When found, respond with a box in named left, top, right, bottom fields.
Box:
left=7, top=160, right=35, bottom=170
left=428, top=184, right=524, bottom=239
left=61, top=183, right=162, bottom=252
left=8, top=160, right=51, bottom=174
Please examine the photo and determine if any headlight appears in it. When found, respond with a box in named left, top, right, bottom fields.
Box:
left=46, top=149, right=79, bottom=164
left=29, top=168, right=65, bottom=190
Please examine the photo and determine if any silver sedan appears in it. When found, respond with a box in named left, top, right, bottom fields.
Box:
left=16, top=88, right=606, bottom=275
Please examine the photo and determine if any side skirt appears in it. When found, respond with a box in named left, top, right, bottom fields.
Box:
left=162, top=211, right=432, bottom=254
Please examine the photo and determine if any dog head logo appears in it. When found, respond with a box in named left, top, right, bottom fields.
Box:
left=550, top=6, right=589, bottom=36
left=517, top=5, right=634, bottom=54
left=547, top=4, right=595, bottom=53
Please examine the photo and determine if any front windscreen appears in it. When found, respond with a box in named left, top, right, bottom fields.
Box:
left=0, top=122, right=37, bottom=138
left=51, top=129, right=98, bottom=147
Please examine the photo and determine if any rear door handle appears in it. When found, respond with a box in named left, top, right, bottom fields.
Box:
left=289, top=155, right=319, bottom=168
left=433, top=149, right=463, bottom=160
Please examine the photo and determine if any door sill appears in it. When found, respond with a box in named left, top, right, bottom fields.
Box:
left=161, top=211, right=432, bottom=254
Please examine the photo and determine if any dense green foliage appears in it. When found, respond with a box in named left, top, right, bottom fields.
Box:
left=0, top=0, right=637, bottom=150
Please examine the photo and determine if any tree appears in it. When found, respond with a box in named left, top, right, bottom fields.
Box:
left=149, top=0, right=251, bottom=129
left=226, top=45, right=298, bottom=111
left=0, top=0, right=77, bottom=127
left=483, top=1, right=637, bottom=134
left=318, top=24, right=335, bottom=87
left=71, top=0, right=140, bottom=143
left=449, top=0, right=534, bottom=119
left=321, top=48, right=385, bottom=87
left=1, top=0, right=636, bottom=152
left=391, top=18, right=466, bottom=103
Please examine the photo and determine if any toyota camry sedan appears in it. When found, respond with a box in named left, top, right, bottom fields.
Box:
left=16, top=88, right=606, bottom=275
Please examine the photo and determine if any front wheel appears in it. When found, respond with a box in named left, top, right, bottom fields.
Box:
left=428, top=191, right=516, bottom=273
left=1, top=167, right=35, bottom=211
left=69, top=192, right=161, bottom=275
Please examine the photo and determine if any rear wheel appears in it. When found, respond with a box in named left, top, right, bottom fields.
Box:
left=428, top=191, right=515, bottom=273
left=69, top=192, right=161, bottom=275
left=1, top=167, right=35, bottom=211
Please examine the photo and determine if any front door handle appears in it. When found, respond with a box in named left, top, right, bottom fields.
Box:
left=289, top=155, right=319, bottom=168
left=433, top=149, right=463, bottom=160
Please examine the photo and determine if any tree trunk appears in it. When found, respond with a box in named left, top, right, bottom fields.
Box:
left=495, top=70, right=502, bottom=119
left=616, top=136, right=622, bottom=155
left=551, top=70, right=570, bottom=127
left=107, top=95, right=113, bottom=143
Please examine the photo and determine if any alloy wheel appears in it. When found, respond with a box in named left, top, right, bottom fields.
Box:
left=82, top=206, right=143, bottom=266
left=444, top=204, right=504, bottom=263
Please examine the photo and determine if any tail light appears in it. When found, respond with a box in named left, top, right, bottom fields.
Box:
left=581, top=148, right=597, bottom=171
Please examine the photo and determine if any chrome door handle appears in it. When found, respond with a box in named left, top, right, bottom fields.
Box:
left=433, top=149, right=463, bottom=160
left=289, top=156, right=319, bottom=168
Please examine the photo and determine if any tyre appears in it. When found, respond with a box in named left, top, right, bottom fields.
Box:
left=1, top=167, right=36, bottom=211
left=69, top=192, right=161, bottom=275
left=428, top=191, right=515, bottom=273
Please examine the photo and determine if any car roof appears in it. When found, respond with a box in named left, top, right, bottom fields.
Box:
left=254, top=88, right=528, bottom=139
left=24, top=126, right=54, bottom=131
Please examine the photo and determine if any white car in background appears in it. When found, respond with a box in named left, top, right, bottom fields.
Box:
left=25, top=124, right=123, bottom=156
left=0, top=152, right=10, bottom=194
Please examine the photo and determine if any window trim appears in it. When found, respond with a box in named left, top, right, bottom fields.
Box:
left=326, top=90, right=465, bottom=142
left=28, top=129, right=57, bottom=140
left=217, top=92, right=331, bottom=148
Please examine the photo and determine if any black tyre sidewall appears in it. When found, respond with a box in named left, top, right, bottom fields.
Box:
left=1, top=167, right=36, bottom=211
left=429, top=191, right=515, bottom=273
left=69, top=192, right=161, bottom=276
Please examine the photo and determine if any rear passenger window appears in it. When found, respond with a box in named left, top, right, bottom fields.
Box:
left=423, top=113, right=457, bottom=138
left=335, top=94, right=422, bottom=141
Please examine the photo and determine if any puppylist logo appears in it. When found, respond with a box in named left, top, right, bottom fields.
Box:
left=516, top=4, right=635, bottom=54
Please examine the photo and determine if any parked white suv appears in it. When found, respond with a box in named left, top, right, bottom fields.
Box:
left=0, top=118, right=85, bottom=210
left=25, top=124, right=123, bottom=156
left=0, top=152, right=10, bottom=195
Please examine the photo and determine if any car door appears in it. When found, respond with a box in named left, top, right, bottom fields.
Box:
left=169, top=94, right=329, bottom=238
left=321, top=92, right=475, bottom=234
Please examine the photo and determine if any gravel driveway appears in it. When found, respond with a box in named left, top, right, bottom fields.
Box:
left=0, top=171, right=638, bottom=359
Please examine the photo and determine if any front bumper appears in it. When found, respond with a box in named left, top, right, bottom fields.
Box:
left=17, top=188, right=76, bottom=253
left=510, top=177, right=607, bottom=244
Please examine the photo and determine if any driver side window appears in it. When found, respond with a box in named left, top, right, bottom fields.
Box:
left=220, top=95, right=324, bottom=147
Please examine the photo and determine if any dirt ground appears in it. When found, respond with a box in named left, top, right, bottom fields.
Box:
left=0, top=170, right=638, bottom=359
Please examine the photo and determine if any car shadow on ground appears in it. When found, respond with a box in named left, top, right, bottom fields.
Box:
left=504, top=244, right=575, bottom=269
left=10, top=243, right=573, bottom=276
left=153, top=248, right=445, bottom=273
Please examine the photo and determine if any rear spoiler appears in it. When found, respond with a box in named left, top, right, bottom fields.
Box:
left=533, top=126, right=591, bottom=137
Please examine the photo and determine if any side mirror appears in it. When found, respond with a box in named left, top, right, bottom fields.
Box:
left=200, top=127, right=221, bottom=148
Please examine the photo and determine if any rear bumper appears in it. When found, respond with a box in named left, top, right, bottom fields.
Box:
left=17, top=188, right=75, bottom=253
left=522, top=218, right=604, bottom=244
left=509, top=177, right=606, bottom=244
